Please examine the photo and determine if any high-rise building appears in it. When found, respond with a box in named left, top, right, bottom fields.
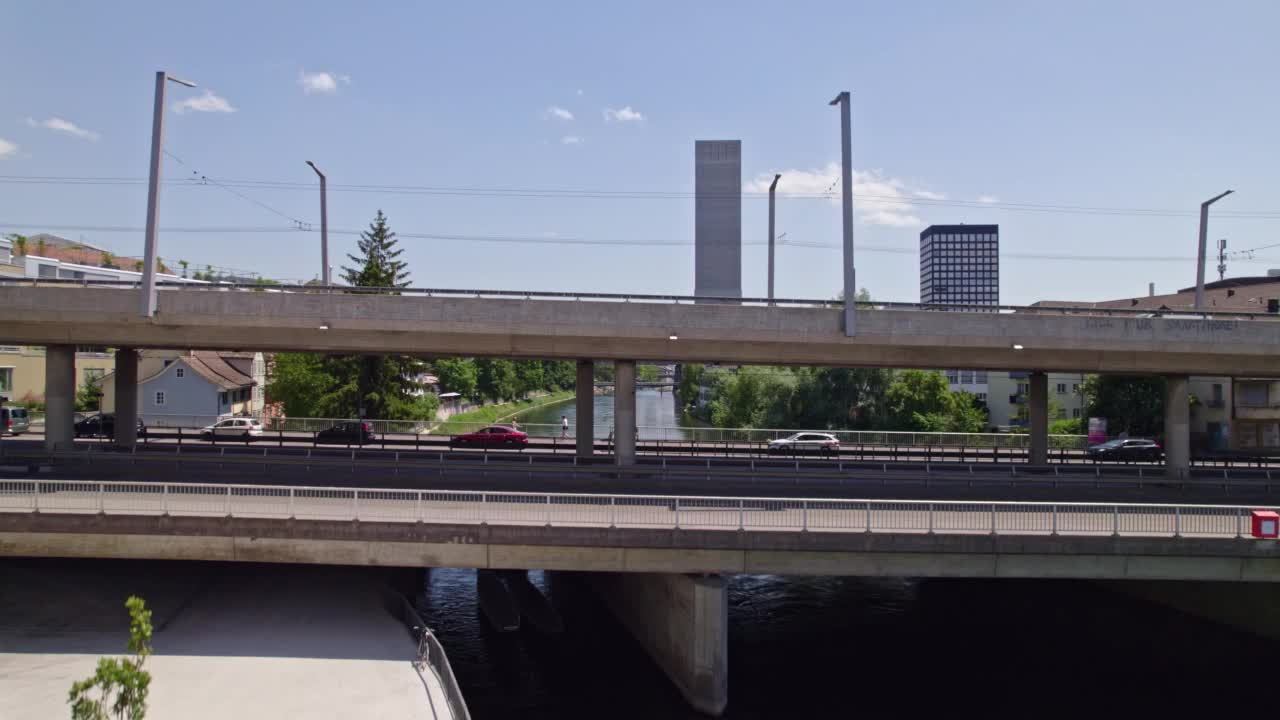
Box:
left=694, top=140, right=742, bottom=300
left=919, top=224, right=999, bottom=307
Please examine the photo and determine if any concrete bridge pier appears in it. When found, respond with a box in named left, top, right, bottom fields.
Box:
left=1029, top=371, right=1048, bottom=465
left=576, top=360, right=594, bottom=458
left=1165, top=375, right=1190, bottom=479
left=43, top=345, right=75, bottom=451
left=589, top=572, right=728, bottom=716
left=614, top=360, right=636, bottom=466
left=114, top=348, right=138, bottom=448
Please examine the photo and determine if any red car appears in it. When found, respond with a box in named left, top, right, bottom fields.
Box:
left=450, top=425, right=529, bottom=449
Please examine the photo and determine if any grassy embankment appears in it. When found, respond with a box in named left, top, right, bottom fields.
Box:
left=430, top=390, right=575, bottom=435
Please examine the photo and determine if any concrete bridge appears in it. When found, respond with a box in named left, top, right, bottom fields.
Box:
left=3, top=281, right=1279, bottom=484
left=4, top=474, right=1280, bottom=715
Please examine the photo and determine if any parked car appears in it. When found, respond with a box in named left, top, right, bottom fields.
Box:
left=2, top=406, right=30, bottom=436
left=199, top=418, right=264, bottom=440
left=450, top=425, right=529, bottom=449
left=767, top=432, right=840, bottom=456
left=73, top=413, right=147, bottom=439
left=315, top=421, right=376, bottom=445
left=1086, top=438, right=1164, bottom=463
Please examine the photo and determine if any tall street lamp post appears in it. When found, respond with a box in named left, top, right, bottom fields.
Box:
left=830, top=91, right=855, bottom=336
left=1195, top=190, right=1233, bottom=310
left=305, top=160, right=330, bottom=286
left=140, top=71, right=196, bottom=318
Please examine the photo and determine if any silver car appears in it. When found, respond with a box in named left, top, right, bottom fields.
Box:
left=199, top=418, right=264, bottom=440
left=767, top=432, right=840, bottom=456
left=2, top=406, right=30, bottom=435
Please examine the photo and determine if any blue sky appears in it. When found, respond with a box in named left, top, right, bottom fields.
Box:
left=2, top=1, right=1278, bottom=304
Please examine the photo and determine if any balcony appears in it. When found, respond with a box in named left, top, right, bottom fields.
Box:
left=1235, top=405, right=1280, bottom=421
left=1009, top=394, right=1026, bottom=405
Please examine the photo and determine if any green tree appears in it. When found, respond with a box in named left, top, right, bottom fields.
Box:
left=637, top=364, right=660, bottom=383
left=884, top=370, right=987, bottom=432
left=99, top=251, right=119, bottom=269
left=786, top=367, right=893, bottom=430
left=434, top=358, right=479, bottom=400
left=542, top=360, right=576, bottom=391
left=593, top=362, right=615, bottom=383
left=76, top=375, right=104, bottom=412
left=676, top=363, right=705, bottom=410
left=514, top=361, right=546, bottom=396
left=342, top=209, right=409, bottom=289
left=265, top=353, right=337, bottom=417
left=178, top=260, right=189, bottom=278
left=35, top=237, right=47, bottom=255
left=328, top=210, right=427, bottom=418
left=68, top=595, right=153, bottom=720
left=1082, top=375, right=1167, bottom=437
left=132, top=261, right=144, bottom=273
left=475, top=358, right=519, bottom=402
left=7, top=233, right=29, bottom=256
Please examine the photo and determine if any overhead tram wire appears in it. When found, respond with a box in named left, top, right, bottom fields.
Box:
left=158, top=151, right=314, bottom=230
left=3, top=174, right=1280, bottom=219
left=2, top=222, right=1277, bottom=265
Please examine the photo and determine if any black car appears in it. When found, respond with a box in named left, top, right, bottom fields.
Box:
left=74, top=413, right=148, bottom=439
left=1086, top=438, right=1163, bottom=462
left=314, top=421, right=375, bottom=445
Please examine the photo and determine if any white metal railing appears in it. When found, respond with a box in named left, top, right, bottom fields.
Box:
left=0, top=479, right=1263, bottom=539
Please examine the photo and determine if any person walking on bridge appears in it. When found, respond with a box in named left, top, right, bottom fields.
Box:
left=561, top=415, right=569, bottom=438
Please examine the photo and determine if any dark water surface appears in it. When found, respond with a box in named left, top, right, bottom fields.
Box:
left=421, top=569, right=1274, bottom=719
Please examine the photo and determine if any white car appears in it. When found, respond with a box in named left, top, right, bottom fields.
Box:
left=199, top=418, right=264, bottom=440
left=767, top=432, right=840, bottom=455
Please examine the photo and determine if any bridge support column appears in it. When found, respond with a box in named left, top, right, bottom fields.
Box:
left=576, top=360, right=594, bottom=458
left=589, top=572, right=727, bottom=716
left=44, top=345, right=75, bottom=451
left=1165, top=374, right=1190, bottom=479
left=114, top=348, right=138, bottom=448
left=1029, top=371, right=1048, bottom=465
left=614, top=360, right=636, bottom=466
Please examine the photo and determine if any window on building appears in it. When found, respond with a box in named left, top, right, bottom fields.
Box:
left=219, top=392, right=228, bottom=406
left=1056, top=383, right=1067, bottom=394
left=0, top=367, right=12, bottom=393
left=163, top=359, right=173, bottom=368
left=976, top=392, right=988, bottom=403
left=1057, top=408, right=1068, bottom=419
left=154, top=391, right=165, bottom=406
left=1238, top=382, right=1268, bottom=407
left=975, top=371, right=989, bottom=384
left=1072, top=383, right=1080, bottom=393
left=1072, top=408, right=1081, bottom=419
left=1211, top=383, right=1224, bottom=407
left=176, top=367, right=185, bottom=379
left=1017, top=383, right=1029, bottom=394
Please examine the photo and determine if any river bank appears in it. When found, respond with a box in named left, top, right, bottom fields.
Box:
left=430, top=390, right=575, bottom=435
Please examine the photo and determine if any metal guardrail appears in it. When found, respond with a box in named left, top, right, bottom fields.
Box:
left=4, top=277, right=1278, bottom=320
left=0, top=479, right=1267, bottom=538
left=386, top=592, right=471, bottom=720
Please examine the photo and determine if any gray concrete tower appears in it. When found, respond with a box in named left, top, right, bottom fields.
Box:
left=695, top=140, right=742, bottom=300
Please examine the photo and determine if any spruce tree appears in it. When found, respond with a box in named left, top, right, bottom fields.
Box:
left=327, top=210, right=426, bottom=419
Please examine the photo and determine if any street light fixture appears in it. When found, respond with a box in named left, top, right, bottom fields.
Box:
left=140, top=71, right=197, bottom=318
left=767, top=174, right=781, bottom=303
left=1195, top=190, right=1233, bottom=310
left=829, top=91, right=855, bottom=336
left=305, top=160, right=330, bottom=287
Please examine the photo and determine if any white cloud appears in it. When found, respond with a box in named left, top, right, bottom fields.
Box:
left=299, top=71, right=350, bottom=95
left=745, top=162, right=925, bottom=227
left=26, top=116, right=99, bottom=141
left=560, top=135, right=583, bottom=145
left=546, top=106, right=574, bottom=121
left=914, top=190, right=946, bottom=200
left=173, top=90, right=236, bottom=114
left=0, top=138, right=16, bottom=159
left=977, top=195, right=999, bottom=204
left=603, top=106, right=644, bottom=123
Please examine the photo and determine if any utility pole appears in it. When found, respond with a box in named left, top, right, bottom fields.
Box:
left=829, top=91, right=855, bottom=336
left=1217, top=238, right=1227, bottom=282
left=305, top=161, right=330, bottom=286
left=1195, top=190, right=1233, bottom=310
left=140, top=71, right=196, bottom=317
left=767, top=173, right=781, bottom=303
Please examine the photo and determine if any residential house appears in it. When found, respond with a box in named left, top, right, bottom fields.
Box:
left=100, top=351, right=266, bottom=427
left=1034, top=274, right=1280, bottom=450
left=0, top=346, right=115, bottom=406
